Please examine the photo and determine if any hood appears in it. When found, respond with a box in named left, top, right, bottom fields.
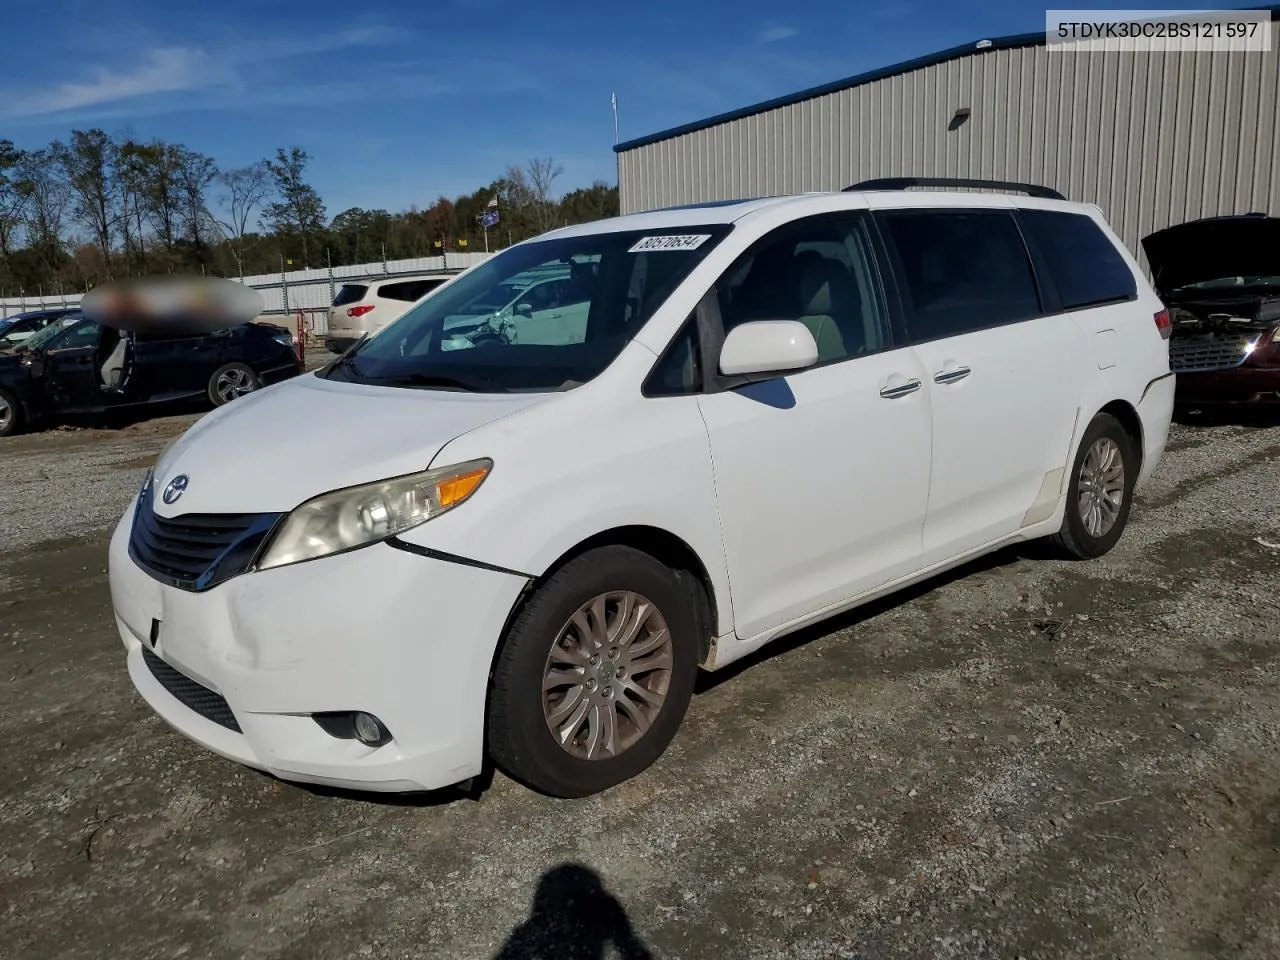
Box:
left=1142, top=215, right=1280, bottom=298
left=151, top=372, right=553, bottom=516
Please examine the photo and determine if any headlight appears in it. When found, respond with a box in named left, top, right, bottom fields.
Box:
left=273, top=333, right=295, bottom=348
left=256, top=459, right=492, bottom=571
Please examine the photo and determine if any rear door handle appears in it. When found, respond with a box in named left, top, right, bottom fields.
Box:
left=933, top=366, right=972, bottom=385
left=879, top=379, right=922, bottom=400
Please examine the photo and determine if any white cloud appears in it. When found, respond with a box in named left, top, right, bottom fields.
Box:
left=2, top=47, right=220, bottom=118
left=0, top=25, right=394, bottom=120
left=756, top=24, right=799, bottom=44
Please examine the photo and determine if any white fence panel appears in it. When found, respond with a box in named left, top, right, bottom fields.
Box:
left=0, top=251, right=499, bottom=333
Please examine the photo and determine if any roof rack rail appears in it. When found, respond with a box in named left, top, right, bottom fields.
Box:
left=844, top=177, right=1066, bottom=201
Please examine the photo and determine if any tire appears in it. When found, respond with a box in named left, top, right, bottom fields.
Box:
left=487, top=546, right=700, bottom=798
left=1050, top=412, right=1137, bottom=560
left=208, top=362, right=261, bottom=407
left=0, top=387, right=23, bottom=437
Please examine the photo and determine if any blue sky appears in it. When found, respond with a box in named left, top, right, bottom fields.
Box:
left=0, top=0, right=1227, bottom=219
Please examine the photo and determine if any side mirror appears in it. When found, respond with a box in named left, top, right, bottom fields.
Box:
left=515, top=303, right=533, bottom=318
left=719, top=320, right=818, bottom=377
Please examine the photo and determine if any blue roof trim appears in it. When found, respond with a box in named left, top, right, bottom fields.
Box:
left=615, top=4, right=1280, bottom=154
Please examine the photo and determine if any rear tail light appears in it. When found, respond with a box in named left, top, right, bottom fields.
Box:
left=1154, top=308, right=1172, bottom=340
left=347, top=304, right=375, bottom=318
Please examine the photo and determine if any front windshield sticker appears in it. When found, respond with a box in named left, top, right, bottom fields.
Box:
left=627, top=234, right=711, bottom=253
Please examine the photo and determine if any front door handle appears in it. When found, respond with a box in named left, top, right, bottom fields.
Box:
left=879, top=379, right=922, bottom=399
left=933, top=366, right=972, bottom=385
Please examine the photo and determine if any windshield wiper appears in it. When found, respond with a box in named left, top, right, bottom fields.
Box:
left=374, top=372, right=509, bottom=393
left=326, top=352, right=363, bottom=380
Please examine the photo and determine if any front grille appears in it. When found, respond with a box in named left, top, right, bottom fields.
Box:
left=1170, top=335, right=1253, bottom=373
left=142, top=647, right=241, bottom=733
left=129, top=483, right=281, bottom=592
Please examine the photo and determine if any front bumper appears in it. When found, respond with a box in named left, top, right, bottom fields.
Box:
left=1174, top=365, right=1280, bottom=406
left=109, top=503, right=529, bottom=792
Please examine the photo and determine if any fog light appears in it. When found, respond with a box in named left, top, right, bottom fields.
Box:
left=353, top=711, right=390, bottom=746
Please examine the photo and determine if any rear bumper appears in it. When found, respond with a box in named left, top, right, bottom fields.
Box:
left=325, top=337, right=359, bottom=354
left=1136, top=372, right=1176, bottom=488
left=1174, top=366, right=1280, bottom=406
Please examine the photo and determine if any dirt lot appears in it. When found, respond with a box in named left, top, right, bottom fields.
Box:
left=1, top=406, right=1279, bottom=960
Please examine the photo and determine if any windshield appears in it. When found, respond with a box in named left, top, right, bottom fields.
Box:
left=23, top=314, right=87, bottom=350
left=323, top=226, right=730, bottom=392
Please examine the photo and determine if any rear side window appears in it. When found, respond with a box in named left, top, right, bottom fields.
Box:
left=333, top=284, right=368, bottom=306
left=880, top=210, right=1041, bottom=340
left=1020, top=210, right=1137, bottom=310
left=378, top=280, right=439, bottom=302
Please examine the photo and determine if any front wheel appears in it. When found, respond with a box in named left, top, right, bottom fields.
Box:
left=1050, top=412, right=1137, bottom=559
left=487, top=546, right=699, bottom=797
left=208, top=362, right=261, bottom=407
left=0, top=388, right=24, bottom=437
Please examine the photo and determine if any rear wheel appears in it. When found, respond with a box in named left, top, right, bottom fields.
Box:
left=1050, top=413, right=1136, bottom=559
left=0, top=388, right=23, bottom=437
left=487, top=546, right=699, bottom=797
left=208, top=362, right=260, bottom=407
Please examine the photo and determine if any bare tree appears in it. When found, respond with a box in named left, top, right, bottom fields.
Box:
left=214, top=162, right=270, bottom=276
left=0, top=140, right=30, bottom=263
left=526, top=157, right=564, bottom=233
left=56, top=129, right=117, bottom=271
left=136, top=142, right=184, bottom=250
left=17, top=149, right=69, bottom=274
left=115, top=139, right=152, bottom=268
left=175, top=147, right=218, bottom=250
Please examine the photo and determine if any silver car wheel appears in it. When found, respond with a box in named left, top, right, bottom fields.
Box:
left=542, top=591, right=674, bottom=761
left=1078, top=436, right=1125, bottom=538
left=214, top=368, right=256, bottom=403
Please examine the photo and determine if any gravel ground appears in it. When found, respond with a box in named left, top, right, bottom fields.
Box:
left=1, top=405, right=1278, bottom=960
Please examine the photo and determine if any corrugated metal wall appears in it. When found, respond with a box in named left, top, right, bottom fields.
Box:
left=618, top=22, right=1280, bottom=263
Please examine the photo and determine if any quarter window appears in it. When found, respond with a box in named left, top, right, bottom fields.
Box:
left=1019, top=210, right=1137, bottom=310
left=716, top=217, right=886, bottom=364
left=333, top=284, right=368, bottom=306
left=880, top=210, right=1041, bottom=340
left=644, top=321, right=702, bottom=396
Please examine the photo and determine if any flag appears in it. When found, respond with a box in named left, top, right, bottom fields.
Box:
left=486, top=196, right=498, bottom=209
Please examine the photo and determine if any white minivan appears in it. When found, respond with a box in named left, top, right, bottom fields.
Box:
left=110, top=179, right=1174, bottom=798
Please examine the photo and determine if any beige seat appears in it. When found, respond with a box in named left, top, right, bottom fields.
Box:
left=796, top=258, right=864, bottom=362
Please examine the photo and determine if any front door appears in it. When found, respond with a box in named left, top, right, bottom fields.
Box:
left=877, top=208, right=1086, bottom=566
left=40, top=319, right=109, bottom=410
left=695, top=214, right=933, bottom=640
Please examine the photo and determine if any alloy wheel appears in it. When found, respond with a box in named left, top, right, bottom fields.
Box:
left=1078, top=436, right=1125, bottom=538
left=215, top=368, right=256, bottom=403
left=542, top=591, right=674, bottom=761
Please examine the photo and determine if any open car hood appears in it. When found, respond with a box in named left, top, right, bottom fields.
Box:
left=1142, top=215, right=1280, bottom=299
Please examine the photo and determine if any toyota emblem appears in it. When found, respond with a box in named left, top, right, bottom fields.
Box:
left=162, top=474, right=189, bottom=505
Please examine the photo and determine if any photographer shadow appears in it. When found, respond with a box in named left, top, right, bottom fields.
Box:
left=494, top=863, right=653, bottom=960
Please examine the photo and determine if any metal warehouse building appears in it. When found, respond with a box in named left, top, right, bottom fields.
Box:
left=615, top=11, right=1280, bottom=265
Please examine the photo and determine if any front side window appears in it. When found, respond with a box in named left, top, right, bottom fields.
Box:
left=880, top=210, right=1041, bottom=340
left=323, top=227, right=730, bottom=393
left=1020, top=210, right=1136, bottom=310
left=716, top=216, right=887, bottom=363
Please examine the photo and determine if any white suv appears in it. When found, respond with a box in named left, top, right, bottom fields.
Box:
left=109, top=179, right=1174, bottom=798
left=325, top=273, right=454, bottom=353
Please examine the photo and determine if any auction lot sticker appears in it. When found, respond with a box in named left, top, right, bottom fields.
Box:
left=628, top=234, right=712, bottom=253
